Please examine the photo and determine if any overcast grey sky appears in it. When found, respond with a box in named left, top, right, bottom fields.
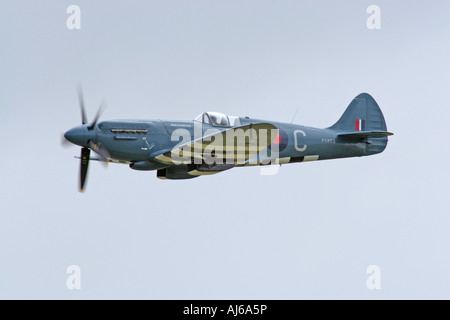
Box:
left=1, top=0, right=449, bottom=299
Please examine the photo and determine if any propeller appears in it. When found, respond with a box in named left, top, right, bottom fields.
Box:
left=80, top=147, right=91, bottom=192
left=88, top=99, right=106, bottom=130
left=89, top=140, right=111, bottom=163
left=64, top=84, right=110, bottom=192
left=77, top=84, right=88, bottom=125
left=77, top=83, right=106, bottom=130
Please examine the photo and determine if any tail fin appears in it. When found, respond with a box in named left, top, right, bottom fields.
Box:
left=329, top=93, right=393, bottom=154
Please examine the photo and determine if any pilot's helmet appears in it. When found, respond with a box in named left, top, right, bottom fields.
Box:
left=210, top=115, right=217, bottom=124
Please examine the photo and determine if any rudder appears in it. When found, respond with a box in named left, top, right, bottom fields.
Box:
left=329, top=93, right=387, bottom=132
left=329, top=93, right=391, bottom=154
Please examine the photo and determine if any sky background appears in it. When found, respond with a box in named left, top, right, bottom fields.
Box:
left=1, top=0, right=449, bottom=299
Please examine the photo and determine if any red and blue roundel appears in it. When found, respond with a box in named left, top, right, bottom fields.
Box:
left=269, top=128, right=288, bottom=152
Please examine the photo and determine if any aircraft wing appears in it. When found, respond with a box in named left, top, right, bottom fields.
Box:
left=153, top=123, right=278, bottom=166
left=74, top=155, right=131, bottom=164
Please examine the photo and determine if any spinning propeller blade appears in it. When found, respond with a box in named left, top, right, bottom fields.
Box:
left=79, top=147, right=90, bottom=192
left=88, top=99, right=106, bottom=130
left=77, top=84, right=88, bottom=125
left=89, top=140, right=111, bottom=163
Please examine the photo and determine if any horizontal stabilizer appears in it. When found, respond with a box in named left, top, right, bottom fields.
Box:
left=338, top=131, right=394, bottom=139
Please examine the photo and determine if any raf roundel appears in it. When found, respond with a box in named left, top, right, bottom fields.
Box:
left=269, top=128, right=289, bottom=152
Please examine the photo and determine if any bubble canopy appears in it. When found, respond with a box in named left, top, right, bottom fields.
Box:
left=194, top=112, right=241, bottom=127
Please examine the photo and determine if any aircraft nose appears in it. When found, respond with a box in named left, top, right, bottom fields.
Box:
left=64, top=125, right=91, bottom=147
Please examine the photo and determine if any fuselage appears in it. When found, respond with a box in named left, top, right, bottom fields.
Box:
left=65, top=116, right=372, bottom=167
left=64, top=93, right=391, bottom=187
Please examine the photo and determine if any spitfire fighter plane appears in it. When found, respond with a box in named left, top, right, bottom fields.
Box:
left=64, top=90, right=393, bottom=192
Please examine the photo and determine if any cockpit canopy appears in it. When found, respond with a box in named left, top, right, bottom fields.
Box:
left=194, top=112, right=241, bottom=127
